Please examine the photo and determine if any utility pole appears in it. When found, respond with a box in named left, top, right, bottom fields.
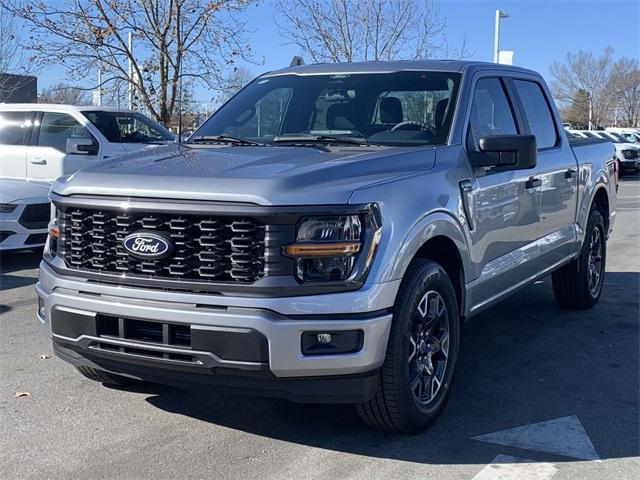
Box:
left=177, top=5, right=183, bottom=141
left=493, top=10, right=510, bottom=63
left=97, top=65, right=102, bottom=107
left=128, top=31, right=133, bottom=110
left=588, top=91, right=593, bottom=130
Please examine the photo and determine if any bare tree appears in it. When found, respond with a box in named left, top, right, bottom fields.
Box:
left=275, top=0, right=447, bottom=63
left=612, top=58, right=640, bottom=127
left=6, top=0, right=256, bottom=125
left=218, top=66, right=254, bottom=102
left=549, top=48, right=618, bottom=128
left=38, top=82, right=93, bottom=105
left=0, top=8, right=34, bottom=99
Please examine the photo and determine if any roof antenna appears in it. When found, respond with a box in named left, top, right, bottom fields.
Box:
left=289, top=56, right=304, bottom=67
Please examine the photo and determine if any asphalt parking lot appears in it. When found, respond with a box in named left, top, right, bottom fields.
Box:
left=1, top=176, right=638, bottom=480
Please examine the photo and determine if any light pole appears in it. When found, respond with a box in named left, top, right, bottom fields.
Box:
left=493, top=10, right=510, bottom=63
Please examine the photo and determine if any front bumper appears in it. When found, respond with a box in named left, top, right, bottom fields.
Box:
left=619, top=159, right=640, bottom=172
left=37, top=262, right=397, bottom=402
left=0, top=203, right=48, bottom=251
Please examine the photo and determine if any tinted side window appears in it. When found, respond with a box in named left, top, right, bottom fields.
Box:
left=514, top=80, right=558, bottom=149
left=469, top=78, right=517, bottom=148
left=0, top=111, right=32, bottom=145
left=38, top=113, right=95, bottom=152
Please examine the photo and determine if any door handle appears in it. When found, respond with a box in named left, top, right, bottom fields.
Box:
left=565, top=168, right=578, bottom=179
left=30, top=158, right=47, bottom=165
left=525, top=177, right=542, bottom=189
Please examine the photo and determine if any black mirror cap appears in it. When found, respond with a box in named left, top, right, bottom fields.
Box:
left=475, top=134, right=537, bottom=169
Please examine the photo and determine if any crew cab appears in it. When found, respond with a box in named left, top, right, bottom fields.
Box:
left=36, top=61, right=616, bottom=432
left=0, top=104, right=175, bottom=181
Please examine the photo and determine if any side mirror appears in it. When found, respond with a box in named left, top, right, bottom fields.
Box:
left=66, top=137, right=98, bottom=156
left=471, top=134, right=537, bottom=170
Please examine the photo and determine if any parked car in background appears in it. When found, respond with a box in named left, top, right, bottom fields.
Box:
left=0, top=178, right=50, bottom=251
left=605, top=127, right=640, bottom=144
left=38, top=61, right=616, bottom=433
left=589, top=130, right=640, bottom=176
left=0, top=105, right=175, bottom=181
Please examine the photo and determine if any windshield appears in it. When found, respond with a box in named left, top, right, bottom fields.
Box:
left=580, top=131, right=597, bottom=138
left=192, top=71, right=461, bottom=147
left=604, top=132, right=628, bottom=143
left=84, top=111, right=175, bottom=144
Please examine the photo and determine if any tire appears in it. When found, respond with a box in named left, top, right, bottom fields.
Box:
left=76, top=366, right=140, bottom=386
left=552, top=208, right=606, bottom=310
left=356, top=259, right=460, bottom=433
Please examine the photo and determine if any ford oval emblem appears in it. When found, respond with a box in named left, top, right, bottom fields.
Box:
left=123, top=232, right=173, bottom=259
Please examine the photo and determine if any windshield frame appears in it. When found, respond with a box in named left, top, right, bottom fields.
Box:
left=191, top=71, right=462, bottom=148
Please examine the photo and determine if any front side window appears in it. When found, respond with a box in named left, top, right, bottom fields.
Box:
left=0, top=111, right=32, bottom=146
left=193, top=71, right=462, bottom=147
left=84, top=111, right=174, bottom=143
left=468, top=78, right=518, bottom=148
left=513, top=80, right=558, bottom=149
left=37, top=112, right=96, bottom=152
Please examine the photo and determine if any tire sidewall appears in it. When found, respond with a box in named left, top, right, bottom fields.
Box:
left=580, top=209, right=606, bottom=303
left=389, top=261, right=460, bottom=429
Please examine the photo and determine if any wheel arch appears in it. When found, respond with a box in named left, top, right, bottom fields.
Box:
left=389, top=212, right=471, bottom=320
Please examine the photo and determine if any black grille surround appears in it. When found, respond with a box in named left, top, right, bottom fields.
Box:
left=48, top=195, right=380, bottom=296
left=57, top=207, right=268, bottom=283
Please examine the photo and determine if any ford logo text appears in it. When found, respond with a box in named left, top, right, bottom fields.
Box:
left=123, top=232, right=172, bottom=259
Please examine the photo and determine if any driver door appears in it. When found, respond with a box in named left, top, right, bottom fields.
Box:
left=27, top=112, right=99, bottom=180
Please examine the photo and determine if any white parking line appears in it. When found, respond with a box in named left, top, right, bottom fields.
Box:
left=471, top=455, right=557, bottom=480
left=471, top=415, right=599, bottom=461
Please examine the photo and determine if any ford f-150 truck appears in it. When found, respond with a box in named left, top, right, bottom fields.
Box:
left=37, top=61, right=616, bottom=432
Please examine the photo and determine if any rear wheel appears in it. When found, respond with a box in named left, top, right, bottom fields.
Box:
left=76, top=366, right=140, bottom=386
left=552, top=208, right=606, bottom=309
left=356, top=259, right=460, bottom=432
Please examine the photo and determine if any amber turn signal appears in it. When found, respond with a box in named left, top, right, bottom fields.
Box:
left=283, top=242, right=361, bottom=257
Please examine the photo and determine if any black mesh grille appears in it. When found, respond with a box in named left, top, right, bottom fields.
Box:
left=19, top=203, right=50, bottom=229
left=57, top=207, right=266, bottom=283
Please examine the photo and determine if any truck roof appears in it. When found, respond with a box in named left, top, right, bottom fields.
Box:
left=0, top=103, right=135, bottom=114
left=262, top=60, right=539, bottom=78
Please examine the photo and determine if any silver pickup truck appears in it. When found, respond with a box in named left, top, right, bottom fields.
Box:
left=37, top=61, right=616, bottom=432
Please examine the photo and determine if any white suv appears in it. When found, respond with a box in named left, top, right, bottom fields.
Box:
left=0, top=104, right=175, bottom=181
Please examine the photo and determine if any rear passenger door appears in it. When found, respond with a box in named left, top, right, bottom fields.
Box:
left=0, top=111, right=33, bottom=178
left=27, top=112, right=99, bottom=180
left=511, top=78, right=578, bottom=266
left=465, top=76, right=541, bottom=309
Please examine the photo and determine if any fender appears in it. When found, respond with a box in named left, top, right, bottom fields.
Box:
left=576, top=165, right=614, bottom=247
left=387, top=210, right=473, bottom=310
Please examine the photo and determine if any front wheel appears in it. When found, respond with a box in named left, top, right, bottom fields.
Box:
left=356, top=259, right=460, bottom=432
left=552, top=208, right=606, bottom=309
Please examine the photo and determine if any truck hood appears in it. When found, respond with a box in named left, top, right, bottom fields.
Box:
left=53, top=143, right=435, bottom=205
left=0, top=178, right=51, bottom=203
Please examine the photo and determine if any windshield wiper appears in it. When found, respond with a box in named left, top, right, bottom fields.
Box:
left=273, top=135, right=368, bottom=146
left=187, top=134, right=264, bottom=146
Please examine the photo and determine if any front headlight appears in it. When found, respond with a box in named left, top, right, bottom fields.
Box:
left=283, top=209, right=382, bottom=283
left=622, top=150, right=635, bottom=159
left=0, top=203, right=17, bottom=213
left=47, top=203, right=59, bottom=257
